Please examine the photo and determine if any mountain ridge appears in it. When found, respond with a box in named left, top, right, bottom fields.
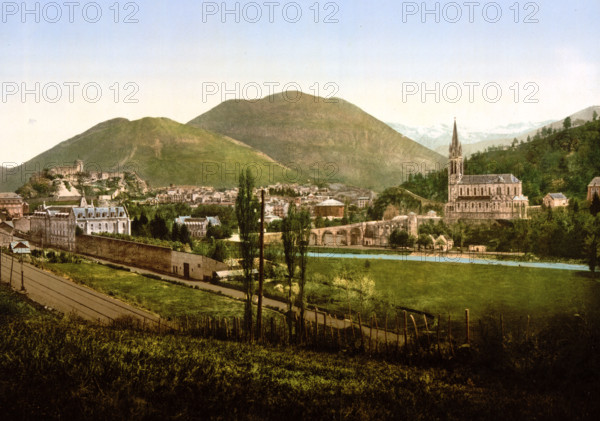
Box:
left=0, top=117, right=291, bottom=192
left=188, top=92, right=447, bottom=191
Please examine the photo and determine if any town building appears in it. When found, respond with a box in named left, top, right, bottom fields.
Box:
left=357, top=197, right=371, bottom=209
left=543, top=193, right=569, bottom=208
left=314, top=199, right=345, bottom=219
left=30, top=198, right=130, bottom=251
left=445, top=120, right=529, bottom=222
left=48, top=160, right=84, bottom=177
left=0, top=193, right=29, bottom=218
left=31, top=208, right=76, bottom=251
left=174, top=215, right=221, bottom=239
left=72, top=198, right=131, bottom=236
left=587, top=177, right=600, bottom=201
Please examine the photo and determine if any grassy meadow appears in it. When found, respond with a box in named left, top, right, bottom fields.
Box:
left=46, top=260, right=282, bottom=321
left=311, top=258, right=600, bottom=316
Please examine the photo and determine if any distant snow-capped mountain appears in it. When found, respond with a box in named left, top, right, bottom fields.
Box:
left=388, top=120, right=553, bottom=152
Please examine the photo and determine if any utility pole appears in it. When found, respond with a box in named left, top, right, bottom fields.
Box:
left=20, top=255, right=24, bottom=291
left=256, top=189, right=265, bottom=340
left=9, top=253, right=14, bottom=288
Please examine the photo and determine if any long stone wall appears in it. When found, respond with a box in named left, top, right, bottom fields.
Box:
left=76, top=235, right=172, bottom=273
left=75, top=235, right=228, bottom=280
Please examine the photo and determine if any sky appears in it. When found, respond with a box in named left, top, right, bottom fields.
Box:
left=1, top=0, right=599, bottom=163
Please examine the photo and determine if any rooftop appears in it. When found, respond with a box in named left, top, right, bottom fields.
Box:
left=316, top=199, right=344, bottom=207
left=457, top=174, right=521, bottom=185
left=589, top=177, right=600, bottom=187
left=0, top=192, right=22, bottom=199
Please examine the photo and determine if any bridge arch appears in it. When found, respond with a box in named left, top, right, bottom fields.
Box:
left=322, top=231, right=335, bottom=246
left=336, top=229, right=348, bottom=246
left=350, top=227, right=362, bottom=245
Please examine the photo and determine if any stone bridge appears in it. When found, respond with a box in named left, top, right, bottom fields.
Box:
left=309, top=214, right=441, bottom=247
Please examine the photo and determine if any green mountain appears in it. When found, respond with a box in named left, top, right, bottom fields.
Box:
left=188, top=92, right=447, bottom=191
left=0, top=117, right=289, bottom=192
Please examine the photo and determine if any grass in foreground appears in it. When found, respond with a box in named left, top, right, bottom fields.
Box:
left=0, top=281, right=596, bottom=421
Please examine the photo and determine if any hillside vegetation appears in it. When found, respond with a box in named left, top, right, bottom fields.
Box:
left=403, top=120, right=600, bottom=205
left=0, top=117, right=289, bottom=191
left=189, top=92, right=447, bottom=191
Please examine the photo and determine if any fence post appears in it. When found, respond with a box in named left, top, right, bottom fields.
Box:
left=500, top=314, right=504, bottom=345
left=357, top=313, right=364, bottom=351
left=368, top=315, right=373, bottom=353
left=403, top=310, right=408, bottom=352
left=423, top=314, right=430, bottom=349
left=447, top=314, right=454, bottom=356
left=395, top=312, right=400, bottom=353
left=436, top=314, right=441, bottom=357
left=410, top=315, right=419, bottom=349
left=314, top=307, right=319, bottom=345
left=270, top=317, right=275, bottom=343
left=465, top=309, right=470, bottom=345
left=384, top=315, right=388, bottom=353
left=373, top=314, right=379, bottom=353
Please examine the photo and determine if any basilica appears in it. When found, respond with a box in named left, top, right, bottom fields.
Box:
left=445, top=120, right=529, bottom=222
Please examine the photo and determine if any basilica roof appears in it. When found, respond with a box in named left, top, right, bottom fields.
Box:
left=457, top=174, right=520, bottom=184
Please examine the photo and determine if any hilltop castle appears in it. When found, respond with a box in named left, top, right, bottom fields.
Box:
left=445, top=120, right=529, bottom=222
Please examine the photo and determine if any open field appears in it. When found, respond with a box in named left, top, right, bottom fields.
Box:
left=1, top=282, right=598, bottom=420
left=311, top=258, right=600, bottom=318
left=259, top=258, right=600, bottom=333
left=46, top=260, right=281, bottom=321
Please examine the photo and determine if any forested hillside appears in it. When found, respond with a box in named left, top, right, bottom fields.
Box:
left=401, top=119, right=600, bottom=205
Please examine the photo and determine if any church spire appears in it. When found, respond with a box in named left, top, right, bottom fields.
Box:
left=450, top=117, right=461, bottom=156
left=448, top=118, right=463, bottom=184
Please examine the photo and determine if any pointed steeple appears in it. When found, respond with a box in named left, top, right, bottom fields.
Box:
left=448, top=118, right=463, bottom=184
left=450, top=117, right=461, bottom=156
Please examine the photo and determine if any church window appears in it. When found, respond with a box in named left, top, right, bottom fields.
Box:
left=460, top=188, right=463, bottom=195
left=467, top=188, right=470, bottom=195
left=497, top=187, right=501, bottom=195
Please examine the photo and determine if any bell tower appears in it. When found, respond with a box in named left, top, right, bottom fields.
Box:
left=448, top=118, right=463, bottom=184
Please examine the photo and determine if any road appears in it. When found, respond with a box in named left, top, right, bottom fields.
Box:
left=0, top=252, right=162, bottom=328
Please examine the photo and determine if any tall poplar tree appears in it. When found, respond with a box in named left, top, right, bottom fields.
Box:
left=235, top=168, right=260, bottom=338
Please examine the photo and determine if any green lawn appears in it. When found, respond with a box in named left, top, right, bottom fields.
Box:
left=47, top=261, right=280, bottom=321
left=306, top=258, right=600, bottom=327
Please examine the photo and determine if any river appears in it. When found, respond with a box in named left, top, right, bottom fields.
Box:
left=307, top=251, right=588, bottom=272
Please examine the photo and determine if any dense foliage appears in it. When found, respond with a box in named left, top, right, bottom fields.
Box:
left=368, top=186, right=444, bottom=220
